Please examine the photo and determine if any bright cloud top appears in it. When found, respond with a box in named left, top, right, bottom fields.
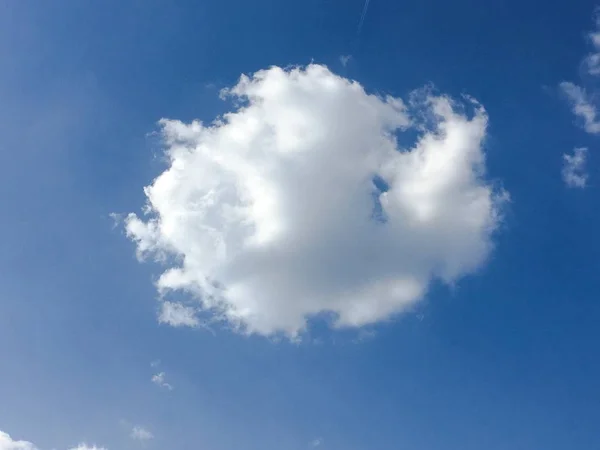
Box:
left=0, top=431, right=105, bottom=450
left=125, top=64, right=506, bottom=337
left=0, top=431, right=36, bottom=450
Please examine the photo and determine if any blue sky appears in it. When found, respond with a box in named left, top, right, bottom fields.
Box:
left=1, top=0, right=600, bottom=449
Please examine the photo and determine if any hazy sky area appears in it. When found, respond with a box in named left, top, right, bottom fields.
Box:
left=1, top=1, right=599, bottom=449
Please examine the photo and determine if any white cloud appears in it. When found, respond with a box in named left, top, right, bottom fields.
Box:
left=125, top=64, right=506, bottom=338
left=0, top=431, right=105, bottom=450
left=560, top=82, right=600, bottom=134
left=310, top=437, right=323, bottom=447
left=108, top=212, right=123, bottom=229
left=339, top=55, right=352, bottom=67
left=353, top=329, right=377, bottom=343
left=0, top=431, right=37, bottom=450
left=69, top=446, right=106, bottom=450
left=585, top=13, right=600, bottom=75
left=158, top=301, right=199, bottom=328
left=562, top=147, right=588, bottom=188
left=561, top=10, right=600, bottom=133
left=130, top=427, right=153, bottom=442
left=151, top=371, right=173, bottom=390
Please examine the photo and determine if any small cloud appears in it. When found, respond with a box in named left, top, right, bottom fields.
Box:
left=0, top=429, right=107, bottom=450
left=158, top=301, right=199, bottom=328
left=150, top=359, right=161, bottom=368
left=585, top=12, right=600, bottom=75
left=70, top=446, right=107, bottom=450
left=560, top=82, right=600, bottom=134
left=130, top=427, right=154, bottom=442
left=560, top=10, right=600, bottom=133
left=152, top=371, right=173, bottom=390
left=353, top=329, right=376, bottom=343
left=310, top=437, right=324, bottom=447
left=108, top=212, right=124, bottom=230
left=339, top=55, right=352, bottom=67
left=562, top=147, right=588, bottom=189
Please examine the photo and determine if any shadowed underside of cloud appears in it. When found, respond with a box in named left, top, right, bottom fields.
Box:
left=125, top=64, right=507, bottom=338
left=0, top=431, right=105, bottom=450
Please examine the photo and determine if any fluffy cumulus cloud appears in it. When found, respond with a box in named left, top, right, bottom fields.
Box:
left=562, top=147, right=588, bottom=188
left=0, top=431, right=37, bottom=450
left=0, top=431, right=105, bottom=450
left=125, top=64, right=506, bottom=338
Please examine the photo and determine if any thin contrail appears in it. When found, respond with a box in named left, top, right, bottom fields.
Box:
left=357, top=0, right=371, bottom=34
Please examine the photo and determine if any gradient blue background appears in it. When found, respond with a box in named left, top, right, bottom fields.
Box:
left=1, top=0, right=599, bottom=449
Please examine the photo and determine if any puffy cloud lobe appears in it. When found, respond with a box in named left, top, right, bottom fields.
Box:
left=562, top=147, right=588, bottom=188
left=0, top=432, right=37, bottom=450
left=0, top=431, right=105, bottom=450
left=125, top=64, right=506, bottom=337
